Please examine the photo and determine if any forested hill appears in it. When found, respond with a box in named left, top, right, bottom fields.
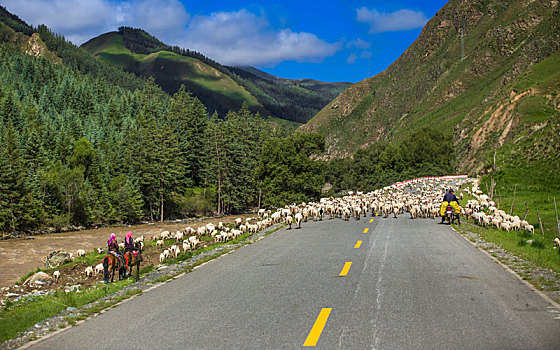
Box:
left=0, top=7, right=336, bottom=236
left=81, top=27, right=349, bottom=123
left=303, top=0, right=560, bottom=173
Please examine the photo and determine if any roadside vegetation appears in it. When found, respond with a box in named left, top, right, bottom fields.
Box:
left=454, top=184, right=560, bottom=276
left=0, top=279, right=133, bottom=343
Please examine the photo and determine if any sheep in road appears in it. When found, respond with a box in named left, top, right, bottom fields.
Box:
left=295, top=212, right=303, bottom=229
left=286, top=215, right=293, bottom=229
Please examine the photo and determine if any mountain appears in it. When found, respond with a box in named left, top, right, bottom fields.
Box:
left=302, top=0, right=560, bottom=173
left=82, top=27, right=350, bottom=123
left=234, top=66, right=351, bottom=99
left=81, top=30, right=265, bottom=118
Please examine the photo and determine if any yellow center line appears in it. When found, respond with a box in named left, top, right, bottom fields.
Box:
left=354, top=241, right=362, bottom=248
left=369, top=218, right=374, bottom=223
left=303, top=308, right=332, bottom=347
left=363, top=227, right=369, bottom=234
left=339, top=262, right=352, bottom=276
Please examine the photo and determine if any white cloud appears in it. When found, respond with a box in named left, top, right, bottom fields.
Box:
left=356, top=7, right=428, bottom=34
left=0, top=0, right=340, bottom=66
left=178, top=10, right=340, bottom=66
left=360, top=51, right=372, bottom=59
left=346, top=53, right=358, bottom=64
left=347, top=38, right=371, bottom=50
left=0, top=0, right=189, bottom=44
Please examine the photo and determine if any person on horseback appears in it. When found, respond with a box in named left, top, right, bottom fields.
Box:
left=107, top=233, right=120, bottom=256
left=122, top=231, right=135, bottom=274
left=124, top=231, right=135, bottom=253
left=440, top=188, right=461, bottom=223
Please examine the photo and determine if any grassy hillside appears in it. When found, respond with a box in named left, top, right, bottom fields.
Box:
left=303, top=0, right=560, bottom=164
left=82, top=32, right=264, bottom=116
left=82, top=27, right=349, bottom=123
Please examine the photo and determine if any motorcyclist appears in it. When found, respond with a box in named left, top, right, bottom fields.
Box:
left=440, top=188, right=461, bottom=223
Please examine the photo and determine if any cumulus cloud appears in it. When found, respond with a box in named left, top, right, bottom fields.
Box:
left=0, top=0, right=189, bottom=44
left=0, top=0, right=339, bottom=66
left=356, top=7, right=428, bottom=34
left=178, top=10, right=340, bottom=66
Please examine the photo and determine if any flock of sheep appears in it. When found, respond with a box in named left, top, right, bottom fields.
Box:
left=462, top=183, right=535, bottom=233
left=51, top=176, right=543, bottom=284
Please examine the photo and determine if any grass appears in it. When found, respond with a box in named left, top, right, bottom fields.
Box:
left=455, top=184, right=560, bottom=275
left=455, top=221, right=560, bottom=273
left=0, top=279, right=132, bottom=343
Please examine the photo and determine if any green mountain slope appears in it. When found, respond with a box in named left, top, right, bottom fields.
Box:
left=302, top=0, right=560, bottom=170
left=82, top=31, right=264, bottom=117
left=82, top=27, right=349, bottom=123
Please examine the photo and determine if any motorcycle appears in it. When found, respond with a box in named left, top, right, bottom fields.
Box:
left=444, top=205, right=460, bottom=225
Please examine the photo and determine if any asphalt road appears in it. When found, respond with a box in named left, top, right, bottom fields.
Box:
left=29, top=214, right=560, bottom=349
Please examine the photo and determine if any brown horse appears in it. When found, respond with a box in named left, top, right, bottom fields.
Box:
left=103, top=253, right=125, bottom=283
left=123, top=250, right=142, bottom=282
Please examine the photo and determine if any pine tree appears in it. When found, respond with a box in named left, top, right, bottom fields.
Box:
left=168, top=85, right=208, bottom=188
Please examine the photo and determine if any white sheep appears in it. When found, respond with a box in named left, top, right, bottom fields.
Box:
left=159, top=252, right=166, bottom=263
left=197, top=226, right=206, bottom=236
left=286, top=215, right=293, bottom=229
left=175, top=231, right=184, bottom=242
left=85, top=266, right=94, bottom=278
left=170, top=245, right=179, bottom=258
left=96, top=247, right=104, bottom=254
left=295, top=212, right=303, bottom=229
left=183, top=241, right=191, bottom=252
left=76, top=249, right=86, bottom=257
left=156, top=239, right=164, bottom=248
left=53, top=270, right=60, bottom=283
left=94, top=263, right=104, bottom=275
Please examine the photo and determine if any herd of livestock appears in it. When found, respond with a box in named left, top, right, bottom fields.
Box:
left=57, top=177, right=543, bottom=281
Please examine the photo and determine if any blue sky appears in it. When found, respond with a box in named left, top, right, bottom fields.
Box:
left=0, top=0, right=449, bottom=83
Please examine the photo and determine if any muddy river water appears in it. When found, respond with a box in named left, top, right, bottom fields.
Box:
left=0, top=215, right=252, bottom=288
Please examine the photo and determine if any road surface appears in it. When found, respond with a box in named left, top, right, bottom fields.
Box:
left=29, top=214, right=560, bottom=349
